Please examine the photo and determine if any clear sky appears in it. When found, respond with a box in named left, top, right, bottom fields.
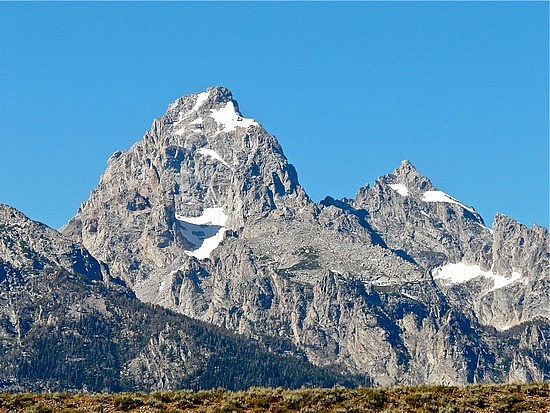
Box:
left=0, top=2, right=548, bottom=230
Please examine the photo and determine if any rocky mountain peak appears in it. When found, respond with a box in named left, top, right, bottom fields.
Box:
left=166, top=86, right=234, bottom=117
left=4, top=87, right=549, bottom=389
left=205, top=85, right=233, bottom=102
left=384, top=160, right=436, bottom=194
left=0, top=203, right=104, bottom=285
left=62, top=87, right=310, bottom=290
left=165, top=86, right=250, bottom=131
left=394, top=159, right=418, bottom=176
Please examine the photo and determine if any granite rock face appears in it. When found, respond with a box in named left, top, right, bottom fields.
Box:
left=0, top=204, right=360, bottom=392
left=63, top=87, right=309, bottom=293
left=348, top=161, right=549, bottom=331
left=59, top=87, right=548, bottom=385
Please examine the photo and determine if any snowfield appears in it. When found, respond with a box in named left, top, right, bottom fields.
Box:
left=176, top=207, right=228, bottom=259
left=433, top=262, right=522, bottom=292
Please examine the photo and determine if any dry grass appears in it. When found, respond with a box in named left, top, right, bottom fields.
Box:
left=0, top=382, right=548, bottom=413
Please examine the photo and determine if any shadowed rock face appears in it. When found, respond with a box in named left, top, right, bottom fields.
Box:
left=60, top=87, right=549, bottom=385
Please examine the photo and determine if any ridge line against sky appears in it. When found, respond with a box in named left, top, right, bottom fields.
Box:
left=0, top=2, right=548, bottom=229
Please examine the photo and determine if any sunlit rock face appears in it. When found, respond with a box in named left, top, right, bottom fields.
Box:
left=1, top=203, right=360, bottom=392
left=61, top=87, right=549, bottom=385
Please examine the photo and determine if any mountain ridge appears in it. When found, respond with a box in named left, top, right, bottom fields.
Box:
left=0, top=203, right=366, bottom=392
left=1, top=86, right=548, bottom=389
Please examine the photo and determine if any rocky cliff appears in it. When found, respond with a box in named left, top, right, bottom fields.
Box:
left=347, top=162, right=549, bottom=330
left=58, top=87, right=549, bottom=386
left=0, top=204, right=363, bottom=392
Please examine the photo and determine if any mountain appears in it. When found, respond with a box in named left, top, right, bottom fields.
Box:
left=348, top=160, right=549, bottom=331
left=0, top=204, right=365, bottom=392
left=57, top=86, right=549, bottom=386
left=0, top=87, right=545, bottom=390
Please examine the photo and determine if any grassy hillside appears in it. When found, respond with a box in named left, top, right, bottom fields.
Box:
left=0, top=382, right=548, bottom=412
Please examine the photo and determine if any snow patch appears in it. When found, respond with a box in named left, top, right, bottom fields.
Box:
left=176, top=207, right=228, bottom=260
left=389, top=183, right=409, bottom=196
left=173, top=126, right=186, bottom=136
left=422, top=190, right=475, bottom=213
left=433, top=262, right=523, bottom=292
left=192, top=92, right=209, bottom=112
left=476, top=222, right=493, bottom=233
left=158, top=279, right=166, bottom=292
left=401, top=292, right=418, bottom=301
left=210, top=101, right=258, bottom=132
left=490, top=271, right=522, bottom=292
left=197, top=148, right=230, bottom=167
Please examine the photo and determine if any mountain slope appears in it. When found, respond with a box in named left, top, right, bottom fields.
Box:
left=347, top=161, right=549, bottom=330
left=0, top=204, right=365, bottom=392
left=59, top=87, right=549, bottom=385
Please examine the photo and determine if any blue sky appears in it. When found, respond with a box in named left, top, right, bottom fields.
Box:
left=0, top=2, right=548, bottom=229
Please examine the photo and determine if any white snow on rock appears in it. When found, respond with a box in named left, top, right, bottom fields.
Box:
left=192, top=92, right=209, bottom=112
left=210, top=101, right=258, bottom=132
left=173, top=126, right=186, bottom=136
left=476, top=222, right=493, bottom=233
left=174, top=118, right=203, bottom=136
left=189, top=118, right=204, bottom=133
left=197, top=148, right=230, bottom=167
left=401, top=292, right=419, bottom=301
left=389, top=184, right=409, bottom=196
left=422, top=190, right=475, bottom=213
left=433, top=262, right=522, bottom=292
left=172, top=95, right=208, bottom=136
left=158, top=279, right=166, bottom=292
left=176, top=207, right=228, bottom=260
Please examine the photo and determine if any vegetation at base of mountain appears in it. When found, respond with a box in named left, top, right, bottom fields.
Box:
left=0, top=382, right=548, bottom=413
left=0, top=203, right=365, bottom=393
left=1, top=277, right=365, bottom=393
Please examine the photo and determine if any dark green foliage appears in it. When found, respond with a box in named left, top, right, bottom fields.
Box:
left=112, top=394, right=144, bottom=411
left=15, top=314, right=121, bottom=392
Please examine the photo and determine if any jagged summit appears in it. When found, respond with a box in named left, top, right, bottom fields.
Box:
left=164, top=86, right=257, bottom=137
left=62, top=87, right=310, bottom=297
left=181, top=86, right=234, bottom=106
left=393, top=159, right=420, bottom=177
left=388, top=160, right=435, bottom=193
left=53, top=88, right=549, bottom=387
left=351, top=160, right=490, bottom=271
left=354, top=160, right=478, bottom=219
left=168, top=86, right=233, bottom=110
left=364, top=159, right=436, bottom=198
